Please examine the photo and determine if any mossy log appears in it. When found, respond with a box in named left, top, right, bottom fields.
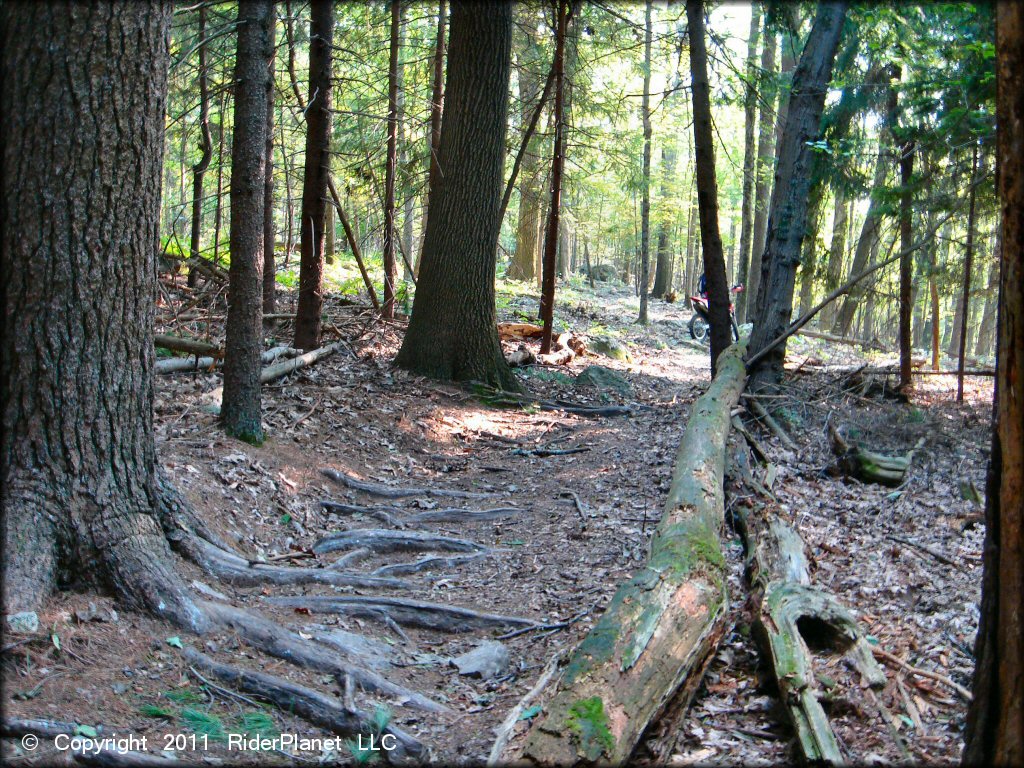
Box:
left=517, top=341, right=748, bottom=766
left=737, top=507, right=886, bottom=764
left=830, top=422, right=924, bottom=486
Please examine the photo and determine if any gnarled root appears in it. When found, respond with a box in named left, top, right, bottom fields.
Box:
left=313, top=529, right=487, bottom=556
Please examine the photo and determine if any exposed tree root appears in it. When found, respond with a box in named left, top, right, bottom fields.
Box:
left=405, top=506, right=524, bottom=524
left=313, top=528, right=487, bottom=556
left=182, top=647, right=425, bottom=759
left=178, top=533, right=412, bottom=589
left=322, top=468, right=497, bottom=499
left=199, top=600, right=451, bottom=714
left=266, top=595, right=538, bottom=632
left=371, top=552, right=488, bottom=577
left=310, top=627, right=398, bottom=670
left=321, top=500, right=401, bottom=526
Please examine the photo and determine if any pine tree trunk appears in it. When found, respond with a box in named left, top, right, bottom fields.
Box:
left=797, top=194, right=824, bottom=317
left=746, top=2, right=848, bottom=392
left=637, top=0, right=653, bottom=325
left=652, top=144, right=677, bottom=298
left=188, top=7, right=213, bottom=289
left=956, top=144, right=980, bottom=403
left=294, top=0, right=333, bottom=349
left=223, top=0, right=274, bottom=443
left=262, top=5, right=277, bottom=313
left=381, top=0, right=401, bottom=319
left=509, top=22, right=543, bottom=283
left=736, top=2, right=762, bottom=322
left=898, top=136, right=916, bottom=390
left=424, top=0, right=446, bottom=212
left=743, top=23, right=777, bottom=322
left=964, top=6, right=1024, bottom=761
left=1, top=2, right=203, bottom=629
left=975, top=245, right=1000, bottom=358
left=820, top=188, right=848, bottom=329
left=395, top=1, right=518, bottom=390
left=214, top=91, right=227, bottom=264
left=687, top=0, right=732, bottom=373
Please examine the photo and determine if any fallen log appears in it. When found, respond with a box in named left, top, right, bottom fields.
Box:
left=829, top=422, right=924, bottom=486
left=260, top=342, right=339, bottom=383
left=498, top=321, right=545, bottom=340
left=156, top=345, right=298, bottom=376
left=154, top=333, right=221, bottom=356
left=735, top=505, right=886, bottom=764
left=516, top=341, right=748, bottom=766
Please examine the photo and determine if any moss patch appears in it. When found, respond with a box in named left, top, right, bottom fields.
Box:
left=566, top=696, right=615, bottom=761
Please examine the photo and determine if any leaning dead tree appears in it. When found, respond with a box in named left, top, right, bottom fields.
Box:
left=516, top=341, right=748, bottom=765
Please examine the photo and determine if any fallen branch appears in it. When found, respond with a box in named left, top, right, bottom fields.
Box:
left=488, top=652, right=565, bottom=766
left=795, top=328, right=887, bottom=351
left=321, top=467, right=497, bottom=499
left=327, top=175, right=382, bottom=311
left=871, top=646, right=973, bottom=701
left=154, top=334, right=220, bottom=356
left=746, top=396, right=798, bottom=451
left=829, top=423, right=924, bottom=486
left=260, top=342, right=339, bottom=382
left=518, top=341, right=748, bottom=765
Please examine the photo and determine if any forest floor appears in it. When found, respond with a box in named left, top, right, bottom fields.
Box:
left=1, top=275, right=989, bottom=766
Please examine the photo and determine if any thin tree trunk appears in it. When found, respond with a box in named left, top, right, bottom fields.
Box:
left=975, top=243, right=1000, bottom=358
left=957, top=144, right=980, bottom=403
left=509, top=21, right=544, bottom=283
left=262, top=6, right=277, bottom=314
left=964, top=6, right=1024, bottom=762
left=898, top=135, right=916, bottom=390
left=279, top=102, right=294, bottom=268
left=188, top=6, right=213, bottom=289
left=687, top=0, right=732, bottom=372
left=746, top=2, right=849, bottom=391
left=223, top=0, right=274, bottom=443
left=382, top=0, right=401, bottom=319
left=214, top=91, right=227, bottom=264
left=294, top=0, right=333, bottom=350
left=425, top=0, right=446, bottom=207
left=820, top=188, right=848, bottom=329
left=637, top=0, right=653, bottom=325
left=736, top=2, right=762, bottom=321
left=540, top=0, right=570, bottom=351
left=652, top=143, right=677, bottom=298
left=744, top=22, right=777, bottom=322
left=797, top=194, right=824, bottom=316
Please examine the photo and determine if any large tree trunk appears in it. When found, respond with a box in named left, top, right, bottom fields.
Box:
left=688, top=0, right=732, bottom=373
left=517, top=342, right=748, bottom=765
left=797, top=194, right=825, bottom=317
left=964, top=6, right=1024, bottom=763
left=743, top=23, right=777, bottom=323
left=0, top=2, right=203, bottom=629
left=222, top=0, right=274, bottom=443
left=187, top=6, right=213, bottom=290
left=746, top=2, right=849, bottom=392
left=381, top=0, right=401, bottom=319
left=394, top=1, right=517, bottom=390
left=637, top=0, right=653, bottom=325
left=539, top=0, right=570, bottom=352
left=820, top=189, right=848, bottom=329
left=736, top=3, right=762, bottom=322
left=293, top=0, right=333, bottom=350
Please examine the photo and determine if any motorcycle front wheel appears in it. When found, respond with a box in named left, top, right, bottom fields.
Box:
left=688, top=313, right=710, bottom=343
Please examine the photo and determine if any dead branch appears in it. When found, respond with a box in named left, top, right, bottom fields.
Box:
left=321, top=467, right=497, bottom=499
left=154, top=334, right=220, bottom=356
left=871, top=646, right=973, bottom=701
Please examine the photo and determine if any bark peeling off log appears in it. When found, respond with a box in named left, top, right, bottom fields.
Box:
left=517, top=341, right=748, bottom=766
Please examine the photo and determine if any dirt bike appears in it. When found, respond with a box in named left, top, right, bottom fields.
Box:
left=688, top=284, right=743, bottom=343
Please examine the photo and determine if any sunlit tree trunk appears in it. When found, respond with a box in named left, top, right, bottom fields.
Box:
left=736, top=2, right=762, bottom=321
left=262, top=5, right=277, bottom=314
left=382, top=0, right=401, bottom=319
left=956, top=144, right=980, bottom=403
left=637, top=0, right=653, bottom=325
left=188, top=6, right=213, bottom=289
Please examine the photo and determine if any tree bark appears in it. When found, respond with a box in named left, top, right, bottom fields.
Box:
left=957, top=144, right=980, bottom=403
left=394, top=1, right=518, bottom=390
left=222, top=1, right=274, bottom=444
left=540, top=0, right=570, bottom=352
left=509, top=20, right=545, bottom=283
left=187, top=6, right=213, bottom=290
left=1, top=2, right=204, bottom=629
left=425, top=0, right=446, bottom=210
left=736, top=3, right=762, bottom=322
left=820, top=189, right=849, bottom=329
left=652, top=144, right=677, bottom=298
left=975, top=245, right=1000, bottom=358
left=293, top=0, right=333, bottom=350
left=688, top=0, right=732, bottom=373
left=262, top=7, right=277, bottom=314
left=382, top=0, right=401, bottom=319
left=898, top=135, right=916, bottom=390
left=637, top=0, right=653, bottom=325
left=797, top=194, right=825, bottom=317
left=964, top=6, right=1024, bottom=763
left=746, top=2, right=848, bottom=392
left=743, top=23, right=777, bottom=322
